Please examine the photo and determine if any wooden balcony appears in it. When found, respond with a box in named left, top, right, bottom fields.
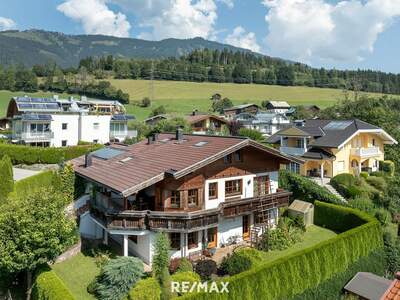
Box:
left=90, top=190, right=291, bottom=232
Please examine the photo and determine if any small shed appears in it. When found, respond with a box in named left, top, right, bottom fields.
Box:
left=288, top=200, right=314, bottom=227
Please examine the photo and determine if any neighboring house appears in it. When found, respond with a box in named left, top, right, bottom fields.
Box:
left=144, top=114, right=168, bottom=126
left=344, top=271, right=400, bottom=300
left=224, top=104, right=259, bottom=120
left=235, top=112, right=291, bottom=137
left=7, top=96, right=136, bottom=147
left=185, top=112, right=229, bottom=135
left=73, top=131, right=301, bottom=264
left=0, top=117, right=11, bottom=131
left=267, top=119, right=397, bottom=179
left=264, top=101, right=291, bottom=114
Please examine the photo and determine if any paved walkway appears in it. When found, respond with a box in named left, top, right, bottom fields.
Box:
left=311, top=177, right=347, bottom=203
left=13, top=167, right=40, bottom=181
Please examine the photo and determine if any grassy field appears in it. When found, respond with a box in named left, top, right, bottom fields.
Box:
left=51, top=253, right=100, bottom=300
left=241, top=225, right=337, bottom=265
left=0, top=80, right=392, bottom=121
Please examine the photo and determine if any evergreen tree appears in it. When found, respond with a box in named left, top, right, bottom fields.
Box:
left=0, top=155, right=13, bottom=203
left=152, top=233, right=171, bottom=300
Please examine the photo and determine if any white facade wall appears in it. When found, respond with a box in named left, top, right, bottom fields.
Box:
left=218, top=216, right=243, bottom=247
left=79, top=213, right=104, bottom=239
left=79, top=115, right=112, bottom=144
left=50, top=114, right=80, bottom=147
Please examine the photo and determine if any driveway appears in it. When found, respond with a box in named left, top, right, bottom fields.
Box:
left=13, top=167, right=40, bottom=181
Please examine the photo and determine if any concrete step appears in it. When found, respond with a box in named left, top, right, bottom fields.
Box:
left=311, top=177, right=347, bottom=203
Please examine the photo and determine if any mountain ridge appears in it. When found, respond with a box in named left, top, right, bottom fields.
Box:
left=0, top=29, right=260, bottom=68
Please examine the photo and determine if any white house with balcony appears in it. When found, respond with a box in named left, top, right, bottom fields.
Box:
left=267, top=119, right=397, bottom=179
left=7, top=96, right=136, bottom=147
left=235, top=112, right=290, bottom=137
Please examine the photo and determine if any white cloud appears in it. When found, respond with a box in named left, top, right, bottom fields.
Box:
left=263, top=0, right=400, bottom=63
left=218, top=0, right=234, bottom=9
left=57, top=0, right=131, bottom=37
left=225, top=26, right=261, bottom=52
left=0, top=17, right=16, bottom=31
left=112, top=0, right=218, bottom=40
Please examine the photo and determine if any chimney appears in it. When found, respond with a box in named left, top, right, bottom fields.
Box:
left=176, top=127, right=183, bottom=142
left=81, top=95, right=87, bottom=102
left=148, top=136, right=154, bottom=145
left=85, top=153, right=92, bottom=167
left=396, top=272, right=400, bottom=280
left=192, top=109, right=198, bottom=116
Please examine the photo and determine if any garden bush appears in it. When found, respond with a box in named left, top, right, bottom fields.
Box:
left=0, top=155, right=14, bottom=202
left=13, top=170, right=56, bottom=196
left=380, top=160, right=395, bottom=176
left=374, top=208, right=392, bottom=226
left=360, top=171, right=369, bottom=179
left=279, top=170, right=343, bottom=204
left=181, top=201, right=383, bottom=300
left=128, top=277, right=160, bottom=300
left=220, top=252, right=252, bottom=275
left=0, top=143, right=102, bottom=165
left=348, top=197, right=375, bottom=215
left=95, top=256, right=144, bottom=300
left=331, top=173, right=357, bottom=187
left=32, top=266, right=74, bottom=300
left=370, top=171, right=386, bottom=177
left=194, top=260, right=217, bottom=280
left=169, top=257, right=193, bottom=274
left=171, top=272, right=201, bottom=296
left=366, top=176, right=388, bottom=191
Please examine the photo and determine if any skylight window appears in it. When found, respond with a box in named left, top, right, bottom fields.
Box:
left=120, top=157, right=133, bottom=163
left=193, top=141, right=208, bottom=147
left=92, top=148, right=124, bottom=160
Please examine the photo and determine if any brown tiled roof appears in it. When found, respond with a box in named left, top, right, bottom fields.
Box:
left=382, top=273, right=400, bottom=300
left=185, top=114, right=228, bottom=125
left=72, top=133, right=302, bottom=196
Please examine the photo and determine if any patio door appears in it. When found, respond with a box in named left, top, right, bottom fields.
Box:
left=243, top=215, right=250, bottom=240
left=207, top=227, right=217, bottom=248
left=254, top=175, right=271, bottom=197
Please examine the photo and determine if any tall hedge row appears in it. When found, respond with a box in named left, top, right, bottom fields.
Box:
left=278, top=170, right=343, bottom=204
left=0, top=143, right=103, bottom=165
left=13, top=170, right=56, bottom=196
left=182, top=201, right=382, bottom=300
left=32, top=267, right=75, bottom=300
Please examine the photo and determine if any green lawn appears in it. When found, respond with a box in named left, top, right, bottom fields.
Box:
left=240, top=225, right=337, bottom=265
left=51, top=253, right=100, bottom=300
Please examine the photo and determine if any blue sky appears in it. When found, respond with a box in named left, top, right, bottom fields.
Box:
left=1, top=0, right=400, bottom=73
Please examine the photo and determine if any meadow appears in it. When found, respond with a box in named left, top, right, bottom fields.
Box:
left=0, top=80, right=393, bottom=120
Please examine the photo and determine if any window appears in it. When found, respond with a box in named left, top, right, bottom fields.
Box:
left=208, top=182, right=218, bottom=199
left=225, top=179, right=242, bottom=196
left=170, top=233, right=181, bottom=250
left=129, top=235, right=138, bottom=244
left=372, top=139, right=376, bottom=146
left=62, top=123, right=68, bottom=130
left=287, top=162, right=300, bottom=174
left=296, top=138, right=305, bottom=148
left=234, top=150, right=242, bottom=162
left=188, top=232, right=198, bottom=249
left=93, top=123, right=100, bottom=130
left=188, top=189, right=198, bottom=207
left=93, top=139, right=98, bottom=143
left=170, top=191, right=181, bottom=208
left=224, top=154, right=232, bottom=164
left=61, top=140, right=67, bottom=147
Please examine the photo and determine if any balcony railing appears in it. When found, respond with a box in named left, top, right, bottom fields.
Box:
left=351, top=147, right=381, bottom=157
left=280, top=146, right=306, bottom=156
left=90, top=190, right=291, bottom=232
left=110, top=130, right=138, bottom=139
left=14, top=131, right=54, bottom=141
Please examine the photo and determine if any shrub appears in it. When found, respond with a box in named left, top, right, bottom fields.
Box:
left=260, top=218, right=303, bottom=251
left=380, top=160, right=395, bottom=176
left=279, top=170, right=343, bottom=204
left=366, top=176, right=387, bottom=191
left=32, top=266, right=74, bottom=300
left=128, top=277, right=161, bottom=300
left=331, top=173, right=357, bottom=187
left=220, top=252, right=252, bottom=275
left=374, top=208, right=392, bottom=226
left=95, top=256, right=144, bottom=300
left=348, top=197, right=375, bottom=214
left=0, top=155, right=14, bottom=202
left=171, top=272, right=201, bottom=296
left=360, top=171, right=369, bottom=179
left=194, top=260, right=217, bottom=280
left=0, top=143, right=103, bottom=165
left=370, top=171, right=386, bottom=177
left=152, top=233, right=171, bottom=299
left=13, top=170, right=56, bottom=196
left=238, top=128, right=263, bottom=141
left=182, top=201, right=383, bottom=300
left=169, top=257, right=193, bottom=274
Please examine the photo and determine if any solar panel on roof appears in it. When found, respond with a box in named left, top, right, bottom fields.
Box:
left=323, top=121, right=352, bottom=130
left=92, top=148, right=125, bottom=160
left=22, top=114, right=52, bottom=121
left=111, top=115, right=135, bottom=121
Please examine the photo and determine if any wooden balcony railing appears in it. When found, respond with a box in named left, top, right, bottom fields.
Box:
left=90, top=190, right=291, bottom=232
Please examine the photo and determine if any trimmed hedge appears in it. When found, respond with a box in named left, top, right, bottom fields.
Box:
left=13, top=170, right=56, bottom=196
left=0, top=143, right=103, bottom=165
left=182, top=201, right=382, bottom=300
left=291, top=249, right=386, bottom=300
left=128, top=277, right=161, bottom=300
left=32, top=266, right=75, bottom=300
left=279, top=170, right=343, bottom=204
left=380, top=160, right=395, bottom=176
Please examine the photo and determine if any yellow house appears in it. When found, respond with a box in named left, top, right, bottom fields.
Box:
left=267, top=119, right=397, bottom=179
